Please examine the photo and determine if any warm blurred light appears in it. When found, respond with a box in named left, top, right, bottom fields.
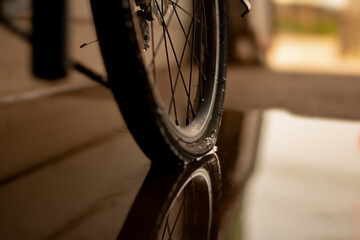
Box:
left=265, top=0, right=360, bottom=75
left=266, top=34, right=360, bottom=75
left=273, top=0, right=350, bottom=10
left=243, top=110, right=360, bottom=240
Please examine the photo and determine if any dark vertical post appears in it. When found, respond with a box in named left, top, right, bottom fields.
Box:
left=0, top=0, right=4, bottom=21
left=32, top=0, right=68, bottom=79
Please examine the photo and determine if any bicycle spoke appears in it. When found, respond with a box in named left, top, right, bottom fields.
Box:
left=199, top=2, right=204, bottom=101
left=162, top=5, right=180, bottom=126
left=169, top=0, right=192, bottom=18
left=154, top=0, right=197, bottom=119
left=164, top=216, right=172, bottom=240
left=151, top=19, right=156, bottom=85
left=169, top=193, right=185, bottom=238
left=186, top=0, right=196, bottom=125
left=169, top=0, right=208, bottom=29
left=148, top=0, right=180, bottom=69
left=161, top=0, right=202, bottom=117
left=171, top=2, right=201, bottom=70
left=167, top=8, right=196, bottom=116
left=171, top=2, right=186, bottom=32
left=160, top=216, right=167, bottom=240
left=137, top=0, right=215, bottom=127
left=171, top=1, right=207, bottom=81
left=201, top=0, right=209, bottom=54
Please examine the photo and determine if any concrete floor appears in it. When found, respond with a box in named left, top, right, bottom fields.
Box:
left=0, top=85, right=151, bottom=239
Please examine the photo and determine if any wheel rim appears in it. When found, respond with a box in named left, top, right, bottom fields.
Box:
left=132, top=0, right=220, bottom=139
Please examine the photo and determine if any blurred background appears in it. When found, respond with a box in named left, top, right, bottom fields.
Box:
left=224, top=0, right=360, bottom=239
left=1, top=0, right=360, bottom=239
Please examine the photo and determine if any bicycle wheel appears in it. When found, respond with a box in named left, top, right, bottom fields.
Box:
left=90, top=0, right=228, bottom=162
left=118, top=154, right=221, bottom=240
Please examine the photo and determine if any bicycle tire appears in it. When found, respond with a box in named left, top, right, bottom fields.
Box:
left=90, top=0, right=228, bottom=163
left=118, top=154, right=221, bottom=240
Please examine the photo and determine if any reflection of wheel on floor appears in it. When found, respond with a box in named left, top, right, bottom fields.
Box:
left=118, top=154, right=221, bottom=240
left=156, top=159, right=220, bottom=240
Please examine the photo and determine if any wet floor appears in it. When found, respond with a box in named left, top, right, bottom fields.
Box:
left=240, top=110, right=360, bottom=240
left=236, top=32, right=360, bottom=240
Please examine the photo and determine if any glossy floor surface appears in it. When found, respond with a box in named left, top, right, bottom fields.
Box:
left=242, top=110, right=360, bottom=240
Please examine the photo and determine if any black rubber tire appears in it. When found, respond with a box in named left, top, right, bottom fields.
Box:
left=90, top=0, right=228, bottom=164
left=118, top=154, right=221, bottom=240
